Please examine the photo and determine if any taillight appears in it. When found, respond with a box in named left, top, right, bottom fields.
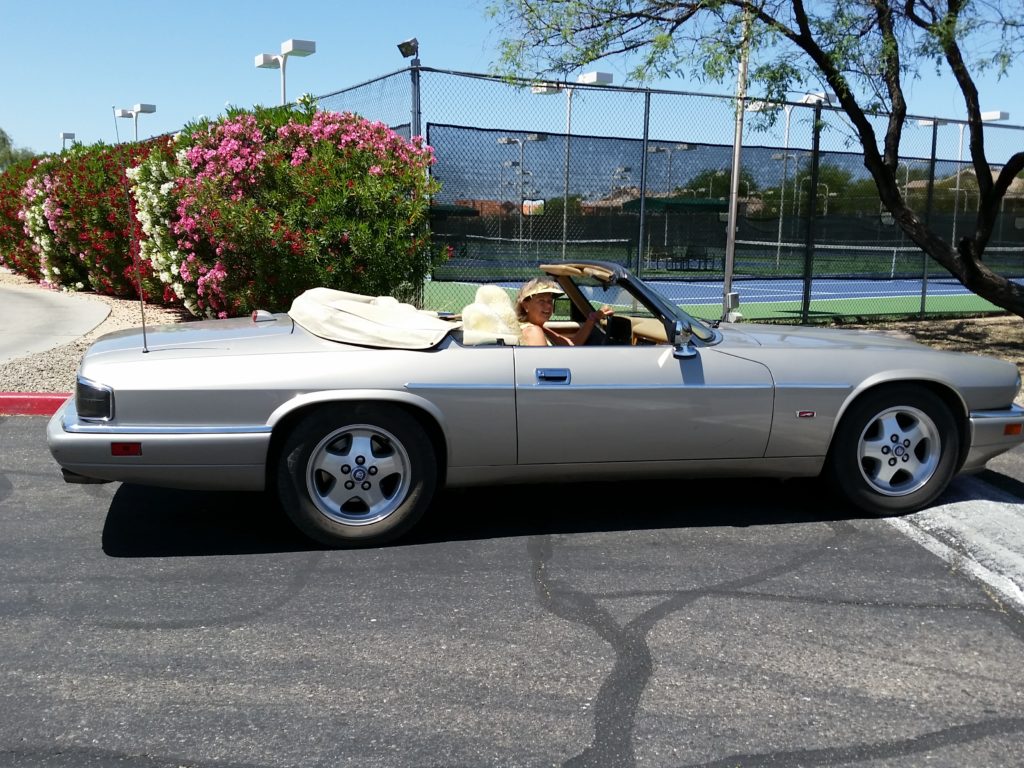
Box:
left=75, top=377, right=113, bottom=421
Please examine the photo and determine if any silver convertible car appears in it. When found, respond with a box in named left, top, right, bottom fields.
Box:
left=48, top=260, right=1024, bottom=547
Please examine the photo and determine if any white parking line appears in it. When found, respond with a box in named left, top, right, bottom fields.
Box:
left=885, top=476, right=1024, bottom=614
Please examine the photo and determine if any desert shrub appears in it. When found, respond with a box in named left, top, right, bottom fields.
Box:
left=0, top=156, right=43, bottom=279
left=131, top=101, right=441, bottom=317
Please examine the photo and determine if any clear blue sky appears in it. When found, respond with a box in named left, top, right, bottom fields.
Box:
left=3, top=0, right=1022, bottom=154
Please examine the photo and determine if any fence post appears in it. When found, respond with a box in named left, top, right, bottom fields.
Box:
left=409, top=58, right=422, bottom=139
left=920, top=121, right=939, bottom=318
left=636, top=91, right=651, bottom=275
left=800, top=101, right=823, bottom=323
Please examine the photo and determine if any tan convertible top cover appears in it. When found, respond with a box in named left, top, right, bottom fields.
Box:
left=288, top=287, right=456, bottom=349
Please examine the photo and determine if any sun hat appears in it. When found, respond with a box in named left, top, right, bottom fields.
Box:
left=516, top=278, right=564, bottom=303
left=514, top=278, right=564, bottom=321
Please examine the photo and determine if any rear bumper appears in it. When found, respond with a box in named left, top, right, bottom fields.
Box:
left=46, top=398, right=271, bottom=491
left=962, top=404, right=1024, bottom=473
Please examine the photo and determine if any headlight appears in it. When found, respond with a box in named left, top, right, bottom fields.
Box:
left=76, top=377, right=113, bottom=421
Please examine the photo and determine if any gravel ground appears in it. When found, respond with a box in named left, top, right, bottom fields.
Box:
left=0, top=268, right=192, bottom=393
left=2, top=266, right=1023, bottom=397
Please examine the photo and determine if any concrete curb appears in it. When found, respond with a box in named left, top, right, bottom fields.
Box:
left=0, top=393, right=70, bottom=416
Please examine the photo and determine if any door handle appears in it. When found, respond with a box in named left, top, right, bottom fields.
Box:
left=535, top=368, right=571, bottom=384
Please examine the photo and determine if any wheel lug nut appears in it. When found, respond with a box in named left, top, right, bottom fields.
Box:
left=344, top=480, right=355, bottom=490
left=368, top=466, right=378, bottom=475
left=902, top=455, right=910, bottom=462
left=889, top=458, right=897, bottom=466
left=890, top=435, right=898, bottom=442
left=341, top=465, right=351, bottom=474
left=903, top=439, right=911, bottom=447
left=355, top=456, right=366, bottom=465
left=882, top=446, right=890, bottom=454
left=361, top=482, right=371, bottom=490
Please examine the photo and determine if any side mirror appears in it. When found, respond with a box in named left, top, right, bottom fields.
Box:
left=670, top=319, right=697, bottom=359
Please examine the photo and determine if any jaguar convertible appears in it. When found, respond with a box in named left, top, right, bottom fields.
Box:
left=47, top=260, right=1024, bottom=547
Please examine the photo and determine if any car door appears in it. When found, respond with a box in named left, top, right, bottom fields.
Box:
left=513, top=343, right=774, bottom=464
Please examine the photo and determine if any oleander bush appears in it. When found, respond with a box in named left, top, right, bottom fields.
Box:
left=1, top=99, right=442, bottom=317
left=0, top=155, right=43, bottom=280
left=37, top=141, right=166, bottom=298
left=131, top=99, right=441, bottom=316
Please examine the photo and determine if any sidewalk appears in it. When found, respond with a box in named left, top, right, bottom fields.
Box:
left=0, top=282, right=110, bottom=415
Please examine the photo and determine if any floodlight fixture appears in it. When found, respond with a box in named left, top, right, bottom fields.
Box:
left=576, top=71, right=613, bottom=85
left=116, top=103, right=157, bottom=141
left=255, top=38, right=317, bottom=105
left=282, top=39, right=315, bottom=57
left=397, top=37, right=419, bottom=59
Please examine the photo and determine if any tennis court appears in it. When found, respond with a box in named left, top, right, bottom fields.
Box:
left=425, top=238, right=1020, bottom=320
left=424, top=273, right=1007, bottom=320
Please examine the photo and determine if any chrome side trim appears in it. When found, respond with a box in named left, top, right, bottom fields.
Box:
left=969, top=404, right=1024, bottom=420
left=62, top=420, right=272, bottom=436
left=409, top=381, right=772, bottom=391
left=406, top=383, right=515, bottom=390
left=774, top=383, right=851, bottom=390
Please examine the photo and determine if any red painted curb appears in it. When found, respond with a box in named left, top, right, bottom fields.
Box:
left=0, top=393, right=71, bottom=416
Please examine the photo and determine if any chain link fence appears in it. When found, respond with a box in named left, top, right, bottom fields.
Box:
left=318, top=67, right=1024, bottom=322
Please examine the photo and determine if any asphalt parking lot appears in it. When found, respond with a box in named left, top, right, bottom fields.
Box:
left=2, top=414, right=1023, bottom=767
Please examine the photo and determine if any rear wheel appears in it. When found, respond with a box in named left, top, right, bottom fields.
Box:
left=826, top=386, right=959, bottom=515
left=276, top=404, right=437, bottom=547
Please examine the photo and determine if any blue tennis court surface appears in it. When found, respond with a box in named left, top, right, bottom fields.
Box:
left=646, top=276, right=972, bottom=306
left=490, top=276, right=974, bottom=306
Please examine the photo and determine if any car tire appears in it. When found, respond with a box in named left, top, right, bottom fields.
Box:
left=825, top=385, right=959, bottom=516
left=276, top=404, right=437, bottom=547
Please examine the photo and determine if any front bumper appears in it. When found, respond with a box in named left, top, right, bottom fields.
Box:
left=962, top=403, right=1024, bottom=473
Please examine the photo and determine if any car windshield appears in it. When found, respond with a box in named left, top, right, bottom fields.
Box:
left=571, top=272, right=717, bottom=343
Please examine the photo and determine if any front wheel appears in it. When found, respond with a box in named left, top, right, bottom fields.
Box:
left=825, top=386, right=960, bottom=516
left=276, top=404, right=437, bottom=547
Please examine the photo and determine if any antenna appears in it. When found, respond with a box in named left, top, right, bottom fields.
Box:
left=112, top=106, right=149, bottom=353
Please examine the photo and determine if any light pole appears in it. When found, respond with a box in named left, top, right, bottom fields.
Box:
left=612, top=166, right=632, bottom=186
left=498, top=160, right=519, bottom=239
left=648, top=144, right=691, bottom=247
left=820, top=184, right=837, bottom=215
left=918, top=110, right=1008, bottom=246
left=255, top=39, right=316, bottom=105
left=497, top=134, right=546, bottom=255
left=647, top=143, right=691, bottom=192
left=59, top=132, right=75, bottom=150
left=751, top=93, right=832, bottom=265
left=533, top=71, right=613, bottom=259
left=115, top=104, right=156, bottom=142
left=397, top=38, right=422, bottom=138
left=706, top=169, right=726, bottom=198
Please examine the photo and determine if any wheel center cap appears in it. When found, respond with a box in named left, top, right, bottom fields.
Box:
left=353, top=468, right=367, bottom=481
left=894, top=445, right=906, bottom=457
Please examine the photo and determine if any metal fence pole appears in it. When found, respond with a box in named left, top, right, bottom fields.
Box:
left=800, top=101, right=823, bottom=324
left=920, top=121, right=939, bottom=318
left=636, top=91, right=652, bottom=275
left=409, top=58, right=422, bottom=138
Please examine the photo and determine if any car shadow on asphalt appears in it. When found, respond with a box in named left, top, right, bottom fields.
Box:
left=102, top=476, right=865, bottom=558
left=102, top=470, right=1024, bottom=558
left=973, top=468, right=1024, bottom=501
